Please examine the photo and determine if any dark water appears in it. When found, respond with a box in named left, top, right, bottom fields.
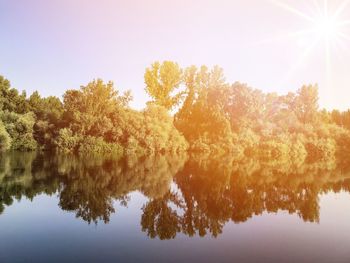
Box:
left=0, top=152, right=350, bottom=263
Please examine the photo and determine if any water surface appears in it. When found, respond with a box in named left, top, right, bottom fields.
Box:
left=0, top=152, right=350, bottom=262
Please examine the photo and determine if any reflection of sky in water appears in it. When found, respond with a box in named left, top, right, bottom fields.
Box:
left=0, top=191, right=350, bottom=263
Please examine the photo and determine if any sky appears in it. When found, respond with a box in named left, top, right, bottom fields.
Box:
left=1, top=0, right=350, bottom=110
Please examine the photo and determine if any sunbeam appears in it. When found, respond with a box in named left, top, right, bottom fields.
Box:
left=284, top=37, right=321, bottom=84
left=334, top=0, right=350, bottom=18
left=254, top=29, right=315, bottom=45
left=268, top=0, right=314, bottom=21
left=265, top=0, right=350, bottom=86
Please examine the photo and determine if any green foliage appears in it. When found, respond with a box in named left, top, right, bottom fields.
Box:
left=54, top=79, right=187, bottom=155
left=107, top=104, right=188, bottom=154
left=0, top=111, right=37, bottom=151
left=142, top=104, right=188, bottom=153
left=63, top=79, right=129, bottom=137
left=145, top=61, right=183, bottom=110
left=0, top=76, right=30, bottom=114
left=0, top=63, right=349, bottom=162
left=0, top=120, right=11, bottom=151
left=78, top=136, right=123, bottom=155
left=29, top=91, right=64, bottom=149
left=170, top=63, right=350, bottom=166
left=175, top=65, right=231, bottom=143
left=55, top=128, right=81, bottom=153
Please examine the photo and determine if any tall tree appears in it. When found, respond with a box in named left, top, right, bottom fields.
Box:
left=0, top=75, right=29, bottom=113
left=28, top=91, right=64, bottom=149
left=63, top=79, right=130, bottom=137
left=294, top=85, right=319, bottom=123
left=144, top=61, right=183, bottom=110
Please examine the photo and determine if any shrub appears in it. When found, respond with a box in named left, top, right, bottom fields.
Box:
left=1, top=111, right=37, bottom=151
left=12, top=133, right=37, bottom=151
left=55, top=128, right=81, bottom=153
left=78, top=136, right=123, bottom=155
left=0, top=121, right=11, bottom=151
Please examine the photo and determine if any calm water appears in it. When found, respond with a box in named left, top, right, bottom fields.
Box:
left=0, top=152, right=350, bottom=263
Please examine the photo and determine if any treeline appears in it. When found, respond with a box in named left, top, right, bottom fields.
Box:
left=0, top=76, right=187, bottom=155
left=1, top=61, right=350, bottom=162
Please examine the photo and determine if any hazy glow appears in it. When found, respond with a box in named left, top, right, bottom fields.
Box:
left=268, top=0, right=350, bottom=86
left=314, top=16, right=338, bottom=38
left=1, top=0, right=350, bottom=110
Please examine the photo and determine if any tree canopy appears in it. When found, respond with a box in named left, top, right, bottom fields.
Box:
left=0, top=61, right=349, bottom=164
left=145, top=61, right=183, bottom=110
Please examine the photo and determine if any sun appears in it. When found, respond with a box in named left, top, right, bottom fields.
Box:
left=263, top=0, right=350, bottom=86
left=314, top=16, right=339, bottom=39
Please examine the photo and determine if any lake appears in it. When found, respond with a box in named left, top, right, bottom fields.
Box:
left=0, top=152, right=350, bottom=262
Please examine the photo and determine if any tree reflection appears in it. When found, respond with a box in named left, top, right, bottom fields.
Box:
left=0, top=152, right=60, bottom=215
left=0, top=152, right=350, bottom=239
left=0, top=152, right=187, bottom=224
left=141, top=191, right=182, bottom=240
left=141, top=154, right=350, bottom=239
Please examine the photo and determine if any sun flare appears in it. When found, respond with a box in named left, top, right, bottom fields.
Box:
left=265, top=0, right=350, bottom=86
left=314, top=16, right=339, bottom=39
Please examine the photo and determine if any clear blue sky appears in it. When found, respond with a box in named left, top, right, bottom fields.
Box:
left=1, top=0, right=350, bottom=110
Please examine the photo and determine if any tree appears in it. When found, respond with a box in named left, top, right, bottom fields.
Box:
left=0, top=111, right=37, bottom=151
left=0, top=75, right=29, bottom=113
left=174, top=65, right=231, bottom=146
left=62, top=79, right=130, bottom=137
left=224, top=82, right=264, bottom=130
left=0, top=64, right=349, bottom=161
left=294, top=85, right=319, bottom=124
left=28, top=91, right=64, bottom=149
left=145, top=61, right=183, bottom=110
left=56, top=78, right=188, bottom=154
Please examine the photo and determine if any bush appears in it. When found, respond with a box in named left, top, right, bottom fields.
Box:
left=0, top=121, right=11, bottom=151
left=0, top=111, right=37, bottom=151
left=12, top=133, right=37, bottom=151
left=78, top=136, right=123, bottom=155
left=55, top=128, right=81, bottom=153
